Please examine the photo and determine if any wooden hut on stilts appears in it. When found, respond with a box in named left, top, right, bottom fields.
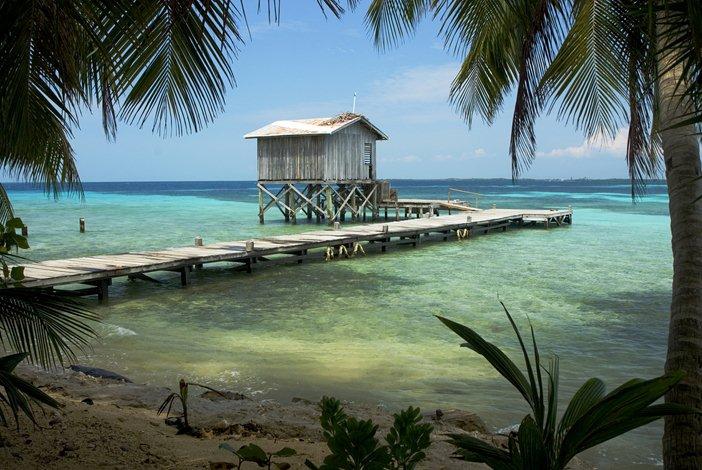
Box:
left=245, top=112, right=390, bottom=224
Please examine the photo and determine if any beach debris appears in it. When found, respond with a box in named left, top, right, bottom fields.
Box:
left=81, top=398, right=94, bottom=405
left=69, top=365, right=133, bottom=383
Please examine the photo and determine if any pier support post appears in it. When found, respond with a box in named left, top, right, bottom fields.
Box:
left=180, top=266, right=191, bottom=286
left=325, top=186, right=334, bottom=224
left=90, top=278, right=110, bottom=304
left=284, top=185, right=291, bottom=222
left=306, top=185, right=313, bottom=220
left=289, top=187, right=297, bottom=224
left=258, top=187, right=264, bottom=224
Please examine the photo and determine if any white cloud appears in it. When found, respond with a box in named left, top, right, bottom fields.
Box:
left=380, top=155, right=422, bottom=163
left=369, top=63, right=458, bottom=105
left=538, top=128, right=628, bottom=159
left=474, top=148, right=486, bottom=157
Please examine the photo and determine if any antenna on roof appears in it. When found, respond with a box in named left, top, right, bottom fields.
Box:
left=352, top=92, right=357, bottom=113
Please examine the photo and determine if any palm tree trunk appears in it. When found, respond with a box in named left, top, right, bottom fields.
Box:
left=658, top=12, right=702, bottom=468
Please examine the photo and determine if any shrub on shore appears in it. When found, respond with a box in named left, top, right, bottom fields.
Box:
left=438, top=303, right=699, bottom=469
left=305, top=397, right=433, bottom=470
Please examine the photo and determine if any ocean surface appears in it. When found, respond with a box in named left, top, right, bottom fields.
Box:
left=6, top=179, right=671, bottom=468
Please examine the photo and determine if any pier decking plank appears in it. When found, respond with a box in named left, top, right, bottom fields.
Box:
left=14, top=208, right=572, bottom=297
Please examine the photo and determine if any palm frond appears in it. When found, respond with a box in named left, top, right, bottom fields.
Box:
left=114, top=1, right=243, bottom=137
left=540, top=0, right=629, bottom=138
left=0, top=0, right=85, bottom=199
left=0, top=352, right=60, bottom=428
left=0, top=184, right=14, bottom=225
left=508, top=0, right=569, bottom=179
left=436, top=315, right=534, bottom=409
left=0, top=288, right=99, bottom=369
left=366, top=0, right=431, bottom=51
left=444, top=0, right=520, bottom=127
left=447, top=432, right=516, bottom=469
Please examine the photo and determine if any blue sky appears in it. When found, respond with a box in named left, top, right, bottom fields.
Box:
left=71, top=3, right=632, bottom=182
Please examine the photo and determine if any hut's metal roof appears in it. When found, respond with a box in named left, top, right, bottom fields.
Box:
left=244, top=113, right=388, bottom=140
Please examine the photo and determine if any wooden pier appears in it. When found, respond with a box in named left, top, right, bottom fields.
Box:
left=14, top=208, right=572, bottom=303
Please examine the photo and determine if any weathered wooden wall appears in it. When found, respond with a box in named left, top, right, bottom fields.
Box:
left=324, top=122, right=376, bottom=180
left=257, top=122, right=377, bottom=181
left=257, top=135, right=325, bottom=180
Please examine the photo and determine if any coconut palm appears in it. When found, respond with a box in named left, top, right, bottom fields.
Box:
left=0, top=0, right=354, bottom=427
left=364, top=0, right=701, bottom=466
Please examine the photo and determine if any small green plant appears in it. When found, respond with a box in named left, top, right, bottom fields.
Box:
left=386, top=407, right=432, bottom=469
left=306, top=397, right=433, bottom=470
left=219, top=442, right=296, bottom=469
left=0, top=217, right=28, bottom=285
left=158, top=378, right=226, bottom=435
left=437, top=302, right=699, bottom=469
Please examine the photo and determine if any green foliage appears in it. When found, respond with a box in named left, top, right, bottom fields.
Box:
left=364, top=0, right=702, bottom=197
left=0, top=352, right=59, bottom=428
left=0, top=1, right=358, bottom=222
left=386, top=406, right=432, bottom=469
left=220, top=441, right=297, bottom=469
left=306, top=396, right=432, bottom=470
left=437, top=302, right=698, bottom=469
left=0, top=216, right=98, bottom=429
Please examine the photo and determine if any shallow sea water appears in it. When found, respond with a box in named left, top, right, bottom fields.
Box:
left=7, top=179, right=672, bottom=468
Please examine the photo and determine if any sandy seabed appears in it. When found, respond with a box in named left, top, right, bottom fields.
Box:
left=0, top=365, right=591, bottom=469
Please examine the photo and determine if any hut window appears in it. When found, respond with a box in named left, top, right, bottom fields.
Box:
left=363, top=143, right=372, bottom=165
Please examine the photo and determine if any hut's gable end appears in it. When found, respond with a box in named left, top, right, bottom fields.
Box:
left=257, top=135, right=325, bottom=181
left=324, top=121, right=377, bottom=180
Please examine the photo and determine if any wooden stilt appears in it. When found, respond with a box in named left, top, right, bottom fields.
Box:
left=325, top=186, right=334, bottom=224
left=258, top=187, right=265, bottom=224
left=180, top=266, right=191, bottom=286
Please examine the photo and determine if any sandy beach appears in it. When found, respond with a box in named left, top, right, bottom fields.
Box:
left=0, top=364, right=540, bottom=469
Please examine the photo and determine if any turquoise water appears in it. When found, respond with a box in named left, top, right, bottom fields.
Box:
left=7, top=180, right=671, bottom=468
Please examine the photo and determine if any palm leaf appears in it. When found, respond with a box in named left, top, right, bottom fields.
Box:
left=365, top=0, right=431, bottom=52
left=0, top=184, right=14, bottom=225
left=0, top=288, right=99, bottom=369
left=517, top=414, right=547, bottom=468
left=447, top=432, right=516, bottom=470
left=558, top=371, right=686, bottom=463
left=436, top=315, right=534, bottom=409
left=557, top=377, right=606, bottom=436
left=0, top=352, right=59, bottom=427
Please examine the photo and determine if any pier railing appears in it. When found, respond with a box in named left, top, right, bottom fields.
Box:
left=447, top=188, right=484, bottom=208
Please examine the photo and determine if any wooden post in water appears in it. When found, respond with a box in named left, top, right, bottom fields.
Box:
left=306, top=185, right=313, bottom=220
left=289, top=187, right=297, bottom=224
left=316, top=189, right=322, bottom=223
left=284, top=185, right=291, bottom=222
left=79, top=218, right=85, bottom=233
left=258, top=187, right=264, bottom=224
